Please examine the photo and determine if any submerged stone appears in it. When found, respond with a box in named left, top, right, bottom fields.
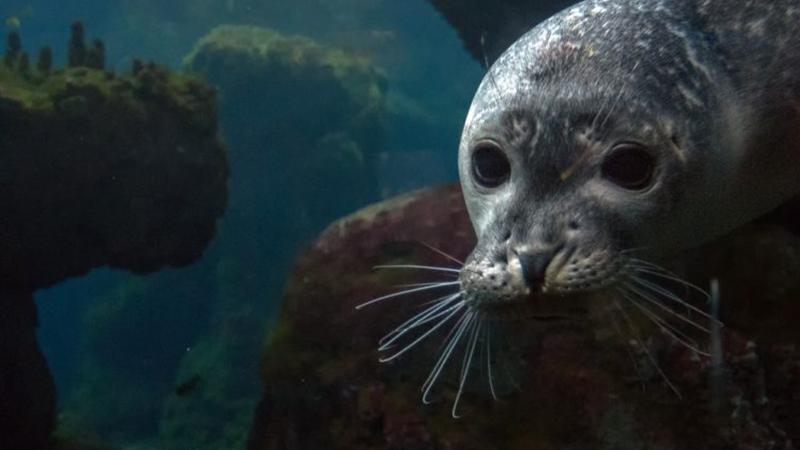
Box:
left=0, top=25, right=228, bottom=450
left=249, top=184, right=800, bottom=450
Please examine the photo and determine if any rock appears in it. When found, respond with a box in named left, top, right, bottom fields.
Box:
left=184, top=25, right=385, bottom=258
left=248, top=184, right=800, bottom=450
left=0, top=49, right=227, bottom=289
left=53, top=25, right=386, bottom=450
left=0, top=289, right=56, bottom=450
left=0, top=26, right=228, bottom=450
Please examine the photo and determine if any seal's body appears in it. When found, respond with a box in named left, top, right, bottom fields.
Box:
left=458, top=0, right=800, bottom=310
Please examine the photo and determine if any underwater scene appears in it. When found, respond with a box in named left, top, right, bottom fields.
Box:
left=2, top=0, right=800, bottom=449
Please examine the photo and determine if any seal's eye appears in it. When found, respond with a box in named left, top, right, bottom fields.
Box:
left=601, top=143, right=655, bottom=190
left=472, top=142, right=510, bottom=188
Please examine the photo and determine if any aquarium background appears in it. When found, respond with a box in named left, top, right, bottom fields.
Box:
left=6, top=1, right=799, bottom=449
left=2, top=0, right=484, bottom=448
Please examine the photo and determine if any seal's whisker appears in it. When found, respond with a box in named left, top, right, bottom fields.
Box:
left=379, top=293, right=462, bottom=348
left=417, top=240, right=465, bottom=266
left=588, top=84, right=615, bottom=139
left=605, top=305, right=647, bottom=392
left=485, top=319, right=499, bottom=401
left=373, top=264, right=462, bottom=273
left=619, top=286, right=704, bottom=348
left=618, top=288, right=711, bottom=357
left=422, top=310, right=473, bottom=404
left=626, top=259, right=711, bottom=298
left=629, top=266, right=708, bottom=299
left=379, top=303, right=466, bottom=362
left=613, top=300, right=683, bottom=398
left=628, top=276, right=720, bottom=325
left=356, top=281, right=460, bottom=310
left=453, top=315, right=482, bottom=419
left=379, top=293, right=462, bottom=346
left=391, top=281, right=459, bottom=289
left=458, top=315, right=479, bottom=377
left=597, top=60, right=641, bottom=133
left=622, top=280, right=712, bottom=333
left=418, top=289, right=463, bottom=307
left=619, top=247, right=650, bottom=255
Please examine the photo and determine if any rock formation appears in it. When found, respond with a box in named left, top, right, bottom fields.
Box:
left=0, top=25, right=228, bottom=450
left=248, top=184, right=800, bottom=450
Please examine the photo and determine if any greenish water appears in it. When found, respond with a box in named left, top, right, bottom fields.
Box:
left=2, top=0, right=485, bottom=448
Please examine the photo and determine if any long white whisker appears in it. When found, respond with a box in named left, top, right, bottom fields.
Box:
left=623, top=281, right=712, bottom=333
left=588, top=85, right=615, bottom=137
left=620, top=287, right=702, bottom=344
left=709, top=278, right=726, bottom=412
left=613, top=300, right=682, bottom=398
left=379, top=303, right=466, bottom=362
left=453, top=316, right=482, bottom=419
left=392, top=281, right=460, bottom=289
left=458, top=315, right=478, bottom=378
left=356, top=282, right=459, bottom=310
left=606, top=305, right=647, bottom=392
left=426, top=304, right=469, bottom=364
left=418, top=241, right=465, bottom=265
left=619, top=288, right=711, bottom=357
left=597, top=60, right=640, bottom=131
left=485, top=320, right=498, bottom=401
left=627, top=262, right=711, bottom=298
left=629, top=276, right=720, bottom=325
left=619, top=247, right=650, bottom=255
left=379, top=294, right=462, bottom=349
left=422, top=311, right=474, bottom=404
left=374, top=264, right=461, bottom=273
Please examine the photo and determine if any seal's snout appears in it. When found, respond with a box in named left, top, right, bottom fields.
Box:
left=511, top=245, right=560, bottom=289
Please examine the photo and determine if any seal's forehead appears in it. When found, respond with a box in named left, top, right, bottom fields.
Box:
left=466, top=1, right=627, bottom=133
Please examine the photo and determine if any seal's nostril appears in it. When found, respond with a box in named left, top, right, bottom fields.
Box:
left=517, top=245, right=561, bottom=288
left=518, top=253, right=549, bottom=287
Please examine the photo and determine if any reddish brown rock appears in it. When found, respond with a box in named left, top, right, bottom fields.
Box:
left=249, top=184, right=799, bottom=450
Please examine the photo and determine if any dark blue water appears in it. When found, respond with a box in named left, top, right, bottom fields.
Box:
left=2, top=0, right=482, bottom=447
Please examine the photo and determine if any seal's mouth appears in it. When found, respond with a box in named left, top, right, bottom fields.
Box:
left=481, top=296, right=590, bottom=321
left=356, top=242, right=724, bottom=418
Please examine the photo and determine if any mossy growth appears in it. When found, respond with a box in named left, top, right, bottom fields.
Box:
left=158, top=337, right=257, bottom=450
left=184, top=25, right=386, bottom=235
left=62, top=266, right=217, bottom=443
left=0, top=26, right=228, bottom=289
left=184, top=25, right=386, bottom=116
left=156, top=257, right=268, bottom=450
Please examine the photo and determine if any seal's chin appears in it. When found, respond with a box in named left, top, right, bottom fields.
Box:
left=463, top=288, right=593, bottom=323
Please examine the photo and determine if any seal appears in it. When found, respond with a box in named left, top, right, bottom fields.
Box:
left=458, top=0, right=800, bottom=312
left=360, top=0, right=800, bottom=416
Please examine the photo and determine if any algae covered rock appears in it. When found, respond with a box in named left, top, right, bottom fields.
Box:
left=0, top=289, right=56, bottom=450
left=248, top=185, right=800, bottom=450
left=62, top=268, right=216, bottom=441
left=0, top=25, right=228, bottom=450
left=0, top=37, right=228, bottom=289
left=156, top=258, right=265, bottom=450
left=184, top=25, right=385, bottom=236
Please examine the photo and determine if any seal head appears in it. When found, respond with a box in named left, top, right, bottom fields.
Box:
left=458, top=0, right=800, bottom=314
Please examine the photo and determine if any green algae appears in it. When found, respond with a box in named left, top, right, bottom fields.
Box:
left=0, top=55, right=215, bottom=124
left=184, top=25, right=385, bottom=111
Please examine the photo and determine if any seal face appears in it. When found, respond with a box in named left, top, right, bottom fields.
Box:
left=360, top=0, right=800, bottom=416
left=458, top=0, right=800, bottom=315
